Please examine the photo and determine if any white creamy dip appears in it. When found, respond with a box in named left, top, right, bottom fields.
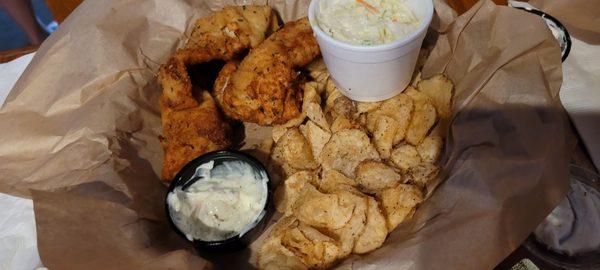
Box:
left=316, top=0, right=420, bottom=45
left=167, top=160, right=268, bottom=241
left=541, top=14, right=569, bottom=59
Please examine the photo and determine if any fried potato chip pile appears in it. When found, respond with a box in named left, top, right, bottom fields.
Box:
left=258, top=59, right=454, bottom=269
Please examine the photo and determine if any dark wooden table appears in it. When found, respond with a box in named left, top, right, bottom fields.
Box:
left=0, top=45, right=38, bottom=63
left=447, top=0, right=507, bottom=14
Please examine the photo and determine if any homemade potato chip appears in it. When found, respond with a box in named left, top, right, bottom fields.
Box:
left=325, top=77, right=339, bottom=98
left=356, top=101, right=382, bottom=115
left=390, top=144, right=422, bottom=173
left=275, top=171, right=316, bottom=215
left=299, top=121, right=331, bottom=163
left=293, top=184, right=354, bottom=230
left=258, top=217, right=309, bottom=270
left=379, top=184, right=424, bottom=231
left=318, top=169, right=358, bottom=193
left=320, top=129, right=380, bottom=178
left=358, top=113, right=368, bottom=127
left=272, top=128, right=318, bottom=170
left=258, top=137, right=274, bottom=154
left=354, top=196, right=388, bottom=254
left=324, top=92, right=343, bottom=115
left=366, top=93, right=414, bottom=145
left=258, top=239, right=307, bottom=270
left=313, top=70, right=329, bottom=86
left=301, top=82, right=323, bottom=117
left=386, top=95, right=414, bottom=146
left=372, top=115, right=400, bottom=159
left=330, top=115, right=361, bottom=133
left=281, top=222, right=341, bottom=268
left=272, top=125, right=288, bottom=143
left=332, top=96, right=356, bottom=119
left=268, top=154, right=302, bottom=186
left=281, top=114, right=307, bottom=129
left=261, top=68, right=452, bottom=268
left=303, top=81, right=321, bottom=106
left=365, top=94, right=412, bottom=130
left=417, top=136, right=443, bottom=163
left=365, top=114, right=378, bottom=135
left=323, top=80, right=344, bottom=109
left=305, top=102, right=330, bottom=131
left=306, top=59, right=329, bottom=94
left=355, top=160, right=402, bottom=194
left=280, top=162, right=301, bottom=178
left=314, top=74, right=329, bottom=94
left=404, top=87, right=428, bottom=103
left=405, top=88, right=437, bottom=145
left=409, top=162, right=439, bottom=187
left=417, top=74, right=453, bottom=119
left=330, top=190, right=368, bottom=256
left=306, top=58, right=327, bottom=74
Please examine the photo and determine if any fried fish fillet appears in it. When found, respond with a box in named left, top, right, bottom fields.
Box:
left=159, top=5, right=276, bottom=110
left=214, top=17, right=321, bottom=125
left=157, top=6, right=275, bottom=180
left=159, top=92, right=231, bottom=180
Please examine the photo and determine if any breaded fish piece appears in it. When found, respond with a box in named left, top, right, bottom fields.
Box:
left=157, top=6, right=275, bottom=181
left=214, top=17, right=321, bottom=125
left=159, top=92, right=231, bottom=180
left=159, top=5, right=276, bottom=110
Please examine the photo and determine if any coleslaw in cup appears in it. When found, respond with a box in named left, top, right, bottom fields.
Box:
left=308, top=0, right=434, bottom=101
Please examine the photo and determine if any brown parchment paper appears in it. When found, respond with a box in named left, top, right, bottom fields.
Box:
left=527, top=0, right=600, bottom=42
left=0, top=0, right=573, bottom=269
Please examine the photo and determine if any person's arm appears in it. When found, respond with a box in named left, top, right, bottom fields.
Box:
left=0, top=0, right=47, bottom=45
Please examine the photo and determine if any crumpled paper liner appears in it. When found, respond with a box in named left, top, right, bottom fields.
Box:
left=0, top=0, right=572, bottom=269
left=527, top=0, right=600, bottom=42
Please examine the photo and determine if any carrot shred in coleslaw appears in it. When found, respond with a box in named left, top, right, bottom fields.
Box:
left=356, top=0, right=380, bottom=13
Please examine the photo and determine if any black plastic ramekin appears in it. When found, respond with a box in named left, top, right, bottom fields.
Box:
left=165, top=150, right=273, bottom=253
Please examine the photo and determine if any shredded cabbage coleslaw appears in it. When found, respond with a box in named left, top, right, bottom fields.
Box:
left=317, top=0, right=420, bottom=45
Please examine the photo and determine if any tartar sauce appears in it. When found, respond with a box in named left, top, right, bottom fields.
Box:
left=317, top=0, right=420, bottom=45
left=541, top=14, right=569, bottom=59
left=167, top=160, right=268, bottom=241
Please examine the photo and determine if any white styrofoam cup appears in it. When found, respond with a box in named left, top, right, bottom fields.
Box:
left=308, top=0, right=434, bottom=102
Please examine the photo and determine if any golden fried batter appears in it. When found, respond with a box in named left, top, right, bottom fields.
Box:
left=159, top=92, right=231, bottom=180
left=158, top=6, right=276, bottom=180
left=159, top=6, right=276, bottom=110
left=214, top=17, right=320, bottom=125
